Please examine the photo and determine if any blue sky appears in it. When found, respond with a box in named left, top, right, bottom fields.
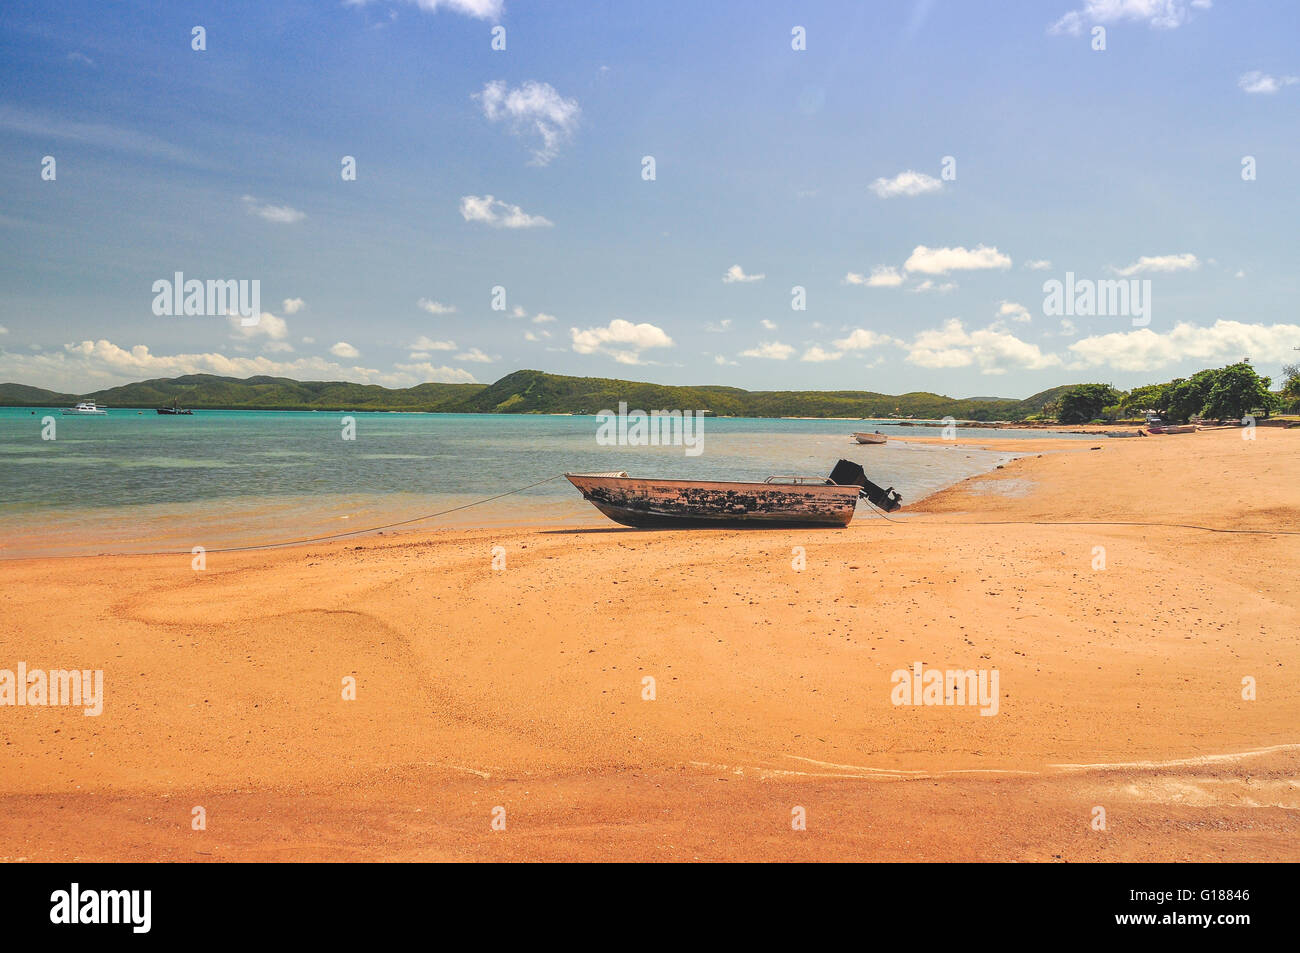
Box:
left=1, top=0, right=1297, bottom=397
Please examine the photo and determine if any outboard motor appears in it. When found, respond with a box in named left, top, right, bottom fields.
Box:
left=828, top=459, right=903, bottom=512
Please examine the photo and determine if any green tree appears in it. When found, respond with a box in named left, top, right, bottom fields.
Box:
left=1122, top=382, right=1170, bottom=417
left=1165, top=369, right=1218, bottom=422
left=1201, top=361, right=1275, bottom=420
left=1056, top=384, right=1123, bottom=424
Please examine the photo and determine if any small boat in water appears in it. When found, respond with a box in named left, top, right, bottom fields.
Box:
left=565, top=459, right=902, bottom=528
left=62, top=400, right=107, bottom=416
left=852, top=431, right=888, bottom=445
left=156, top=399, right=193, bottom=415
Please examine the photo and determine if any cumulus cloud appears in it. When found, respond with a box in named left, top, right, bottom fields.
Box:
left=723, top=264, right=764, bottom=283
left=905, top=319, right=1061, bottom=375
left=1024, top=259, right=1053, bottom=271
left=459, top=194, right=552, bottom=228
left=282, top=298, right=305, bottom=314
left=845, top=266, right=904, bottom=287
left=760, top=319, right=777, bottom=330
left=1049, top=0, right=1211, bottom=37
left=570, top=318, right=674, bottom=364
left=228, top=311, right=289, bottom=341
left=1113, top=252, right=1199, bottom=276
left=1068, top=319, right=1300, bottom=371
left=739, top=341, right=795, bottom=360
left=869, top=170, right=943, bottom=198
left=418, top=298, right=456, bottom=315
left=456, top=347, right=495, bottom=363
left=392, top=361, right=479, bottom=383
left=0, top=339, right=476, bottom=391
left=1238, top=70, right=1298, bottom=94
left=410, top=335, right=456, bottom=352
left=241, top=195, right=305, bottom=224
left=998, top=301, right=1033, bottom=323
left=705, top=319, right=733, bottom=332
left=800, top=345, right=843, bottom=362
left=330, top=341, right=360, bottom=358
left=904, top=244, right=1011, bottom=275
left=833, top=329, right=897, bottom=352
left=475, top=80, right=580, bottom=165
left=911, top=279, right=958, bottom=294
left=532, top=312, right=556, bottom=324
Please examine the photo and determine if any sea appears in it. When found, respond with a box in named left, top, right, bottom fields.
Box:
left=0, top=408, right=1090, bottom=558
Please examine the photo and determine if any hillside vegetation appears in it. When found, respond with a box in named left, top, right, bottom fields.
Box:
left=0, top=369, right=1072, bottom=419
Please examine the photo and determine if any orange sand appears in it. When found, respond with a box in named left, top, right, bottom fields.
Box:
left=1, top=428, right=1296, bottom=861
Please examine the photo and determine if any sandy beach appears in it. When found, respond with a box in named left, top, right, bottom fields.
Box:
left=1, top=428, right=1297, bottom=861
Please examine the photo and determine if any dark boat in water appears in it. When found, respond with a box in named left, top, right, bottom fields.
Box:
left=565, top=459, right=902, bottom=528
left=156, top=399, right=193, bottom=415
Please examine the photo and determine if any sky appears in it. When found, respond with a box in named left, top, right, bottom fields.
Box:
left=1, top=0, right=1297, bottom=398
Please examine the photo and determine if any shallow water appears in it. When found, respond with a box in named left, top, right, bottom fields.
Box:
left=0, top=408, right=1085, bottom=557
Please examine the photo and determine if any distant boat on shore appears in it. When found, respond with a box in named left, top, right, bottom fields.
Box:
left=1147, top=424, right=1197, bottom=434
left=62, top=400, right=107, bottom=416
left=565, top=459, right=901, bottom=528
left=852, top=431, right=887, bottom=445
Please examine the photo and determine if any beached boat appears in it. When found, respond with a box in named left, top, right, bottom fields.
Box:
left=1104, top=431, right=1142, bottom=438
left=852, top=431, right=888, bottom=445
left=565, top=459, right=902, bottom=528
left=1147, top=424, right=1197, bottom=434
left=61, top=400, right=107, bottom=416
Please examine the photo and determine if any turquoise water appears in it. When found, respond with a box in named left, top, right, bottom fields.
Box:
left=0, top=408, right=1086, bottom=557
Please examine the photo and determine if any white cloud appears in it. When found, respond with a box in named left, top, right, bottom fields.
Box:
left=532, top=312, right=556, bottom=324
left=523, top=330, right=552, bottom=342
left=282, top=297, right=305, bottom=314
left=906, top=319, right=1061, bottom=375
left=801, top=345, right=843, bottom=362
left=911, top=279, right=958, bottom=294
left=739, top=341, right=795, bottom=360
left=330, top=342, right=360, bottom=358
left=346, top=0, right=503, bottom=20
left=228, top=311, right=289, bottom=341
left=418, top=298, right=456, bottom=315
left=869, top=170, right=943, bottom=198
left=570, top=318, right=674, bottom=364
left=475, top=80, right=580, bottom=165
left=459, top=194, right=552, bottom=228
left=392, top=362, right=478, bottom=383
left=1049, top=0, right=1210, bottom=36
left=723, top=264, right=764, bottom=284
left=1069, top=320, right=1300, bottom=371
left=845, top=265, right=904, bottom=287
left=713, top=354, right=739, bottom=366
left=705, top=319, right=733, bottom=333
left=1059, top=318, right=1078, bottom=336
left=833, top=329, right=896, bottom=352
left=456, top=347, right=495, bottom=363
left=1113, top=252, right=1199, bottom=276
left=998, top=300, right=1033, bottom=323
left=410, top=335, right=456, bottom=352
left=1238, top=70, right=1298, bottom=94
left=904, top=244, right=1011, bottom=274
left=0, top=339, right=472, bottom=391
left=1024, top=259, right=1053, bottom=271
left=760, top=319, right=777, bottom=330
left=241, top=195, right=304, bottom=224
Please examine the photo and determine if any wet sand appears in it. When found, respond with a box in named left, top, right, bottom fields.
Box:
left=1, top=428, right=1297, bottom=861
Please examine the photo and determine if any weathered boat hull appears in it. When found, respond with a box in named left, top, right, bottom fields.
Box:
left=852, top=432, right=887, bottom=444
left=565, top=474, right=862, bottom=528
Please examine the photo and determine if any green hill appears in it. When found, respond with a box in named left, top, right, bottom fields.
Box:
left=0, top=370, right=1082, bottom=420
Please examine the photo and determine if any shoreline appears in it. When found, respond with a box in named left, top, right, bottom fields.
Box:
left=2, top=428, right=1296, bottom=861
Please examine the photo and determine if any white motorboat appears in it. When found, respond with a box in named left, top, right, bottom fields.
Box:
left=62, top=400, right=108, bottom=416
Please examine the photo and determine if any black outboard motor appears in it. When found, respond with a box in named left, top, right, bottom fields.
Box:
left=828, top=459, right=903, bottom=512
